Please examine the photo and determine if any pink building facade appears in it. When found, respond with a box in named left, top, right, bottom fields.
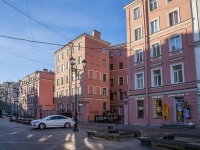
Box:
left=19, top=68, right=54, bottom=119
left=54, top=30, right=110, bottom=122
left=109, top=43, right=128, bottom=117
left=124, top=0, right=200, bottom=126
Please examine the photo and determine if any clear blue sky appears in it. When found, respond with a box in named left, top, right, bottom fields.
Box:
left=0, top=0, right=131, bottom=83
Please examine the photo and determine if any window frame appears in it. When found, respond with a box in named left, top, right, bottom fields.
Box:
left=119, top=76, right=124, bottom=85
left=102, top=46, right=107, bottom=54
left=151, top=42, right=161, bottom=58
left=135, top=72, right=144, bottom=89
left=137, top=100, right=144, bottom=118
left=119, top=62, right=123, bottom=69
left=135, top=49, right=143, bottom=62
left=134, top=7, right=140, bottom=20
left=151, top=67, right=162, bottom=87
left=169, top=34, right=182, bottom=52
left=168, top=8, right=180, bottom=27
left=103, top=73, right=107, bottom=82
left=102, top=88, right=107, bottom=96
left=170, top=62, right=184, bottom=84
left=150, top=18, right=159, bottom=34
left=109, top=52, right=114, bottom=58
left=149, top=0, right=158, bottom=12
left=135, top=27, right=142, bottom=41
left=118, top=50, right=123, bottom=56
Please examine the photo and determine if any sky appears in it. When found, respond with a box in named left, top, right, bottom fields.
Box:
left=0, top=0, right=131, bottom=84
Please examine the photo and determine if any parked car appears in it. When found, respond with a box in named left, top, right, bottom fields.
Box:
left=30, top=115, right=75, bottom=129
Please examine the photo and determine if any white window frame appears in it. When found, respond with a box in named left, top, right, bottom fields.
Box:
left=102, top=46, right=106, bottom=54
left=150, top=18, right=159, bottom=34
left=102, top=87, right=107, bottom=96
left=118, top=50, right=123, bottom=56
left=149, top=0, right=158, bottom=12
left=78, top=56, right=82, bottom=64
left=66, top=75, right=69, bottom=83
left=135, top=72, right=144, bottom=89
left=62, top=52, right=65, bottom=59
left=135, top=49, right=143, bottom=62
left=135, top=27, right=142, bottom=41
left=78, top=42, right=82, bottom=50
left=167, top=7, right=180, bottom=27
left=66, top=62, right=69, bottom=70
left=102, top=73, right=107, bottom=82
left=169, top=34, right=182, bottom=52
left=151, top=67, right=162, bottom=87
left=151, top=41, right=161, bottom=57
left=134, top=7, right=140, bottom=19
left=170, top=62, right=185, bottom=84
left=61, top=64, right=65, bottom=72
left=57, top=54, right=60, bottom=62
left=67, top=49, right=70, bottom=56
left=103, top=59, right=107, bottom=67
left=88, top=85, right=94, bottom=95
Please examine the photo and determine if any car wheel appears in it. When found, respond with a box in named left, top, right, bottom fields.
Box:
left=64, top=122, right=71, bottom=128
left=39, top=123, right=45, bottom=129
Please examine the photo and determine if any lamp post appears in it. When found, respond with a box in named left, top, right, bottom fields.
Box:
left=70, top=56, right=87, bottom=131
left=13, top=87, right=19, bottom=120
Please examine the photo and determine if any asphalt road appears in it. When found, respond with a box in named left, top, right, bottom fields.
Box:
left=0, top=117, right=166, bottom=150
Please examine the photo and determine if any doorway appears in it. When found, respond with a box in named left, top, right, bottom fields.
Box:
left=175, top=97, right=184, bottom=123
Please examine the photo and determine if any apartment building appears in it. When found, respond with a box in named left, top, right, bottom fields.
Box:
left=19, top=68, right=54, bottom=119
left=109, top=43, right=128, bottom=116
left=124, top=0, right=200, bottom=126
left=54, top=30, right=110, bottom=122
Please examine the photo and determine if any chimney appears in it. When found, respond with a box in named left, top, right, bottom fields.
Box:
left=43, top=68, right=48, bottom=72
left=92, top=30, right=101, bottom=39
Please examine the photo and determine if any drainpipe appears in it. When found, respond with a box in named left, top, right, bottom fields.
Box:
left=128, top=7, right=132, bottom=125
left=142, top=0, right=150, bottom=126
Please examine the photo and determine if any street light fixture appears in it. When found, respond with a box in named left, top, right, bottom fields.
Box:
left=70, top=56, right=87, bottom=131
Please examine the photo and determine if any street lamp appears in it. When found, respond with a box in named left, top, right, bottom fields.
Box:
left=70, top=56, right=87, bottom=131
left=13, top=87, right=19, bottom=120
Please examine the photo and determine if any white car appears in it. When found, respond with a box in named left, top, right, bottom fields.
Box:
left=30, top=115, right=75, bottom=129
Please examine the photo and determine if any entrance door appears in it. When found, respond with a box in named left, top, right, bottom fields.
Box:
left=175, top=97, right=184, bottom=123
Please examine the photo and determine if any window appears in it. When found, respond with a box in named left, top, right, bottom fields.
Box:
left=61, top=64, right=65, bottom=72
left=72, top=88, right=75, bottom=95
left=118, top=50, right=123, bottom=56
left=110, top=92, right=114, bottom=101
left=103, top=102, right=107, bottom=110
left=119, top=91, right=124, bottom=100
left=57, top=55, right=60, bottom=62
left=109, top=52, right=114, bottom=58
left=137, top=100, right=144, bottom=118
left=57, top=66, right=60, bottom=73
left=135, top=49, right=143, bottom=62
left=66, top=89, right=69, bottom=96
left=78, top=42, right=82, bottom=50
left=135, top=27, right=142, bottom=41
left=66, top=75, right=69, bottom=83
left=169, top=35, right=182, bottom=51
left=78, top=87, right=81, bottom=95
left=110, top=78, right=114, bottom=86
left=57, top=92, right=60, bottom=98
left=134, top=7, right=140, bottom=19
left=78, top=56, right=82, bottom=64
left=57, top=78, right=60, bottom=86
left=72, top=46, right=75, bottom=53
left=102, top=88, right=107, bottom=96
left=154, top=99, right=163, bottom=118
left=152, top=68, right=162, bottom=87
left=110, top=64, right=113, bottom=71
left=169, top=10, right=178, bottom=26
left=66, top=62, right=69, bottom=69
left=119, top=62, right=123, bottom=69
left=135, top=72, right=144, bottom=89
left=78, top=71, right=82, bottom=80
left=151, top=19, right=159, bottom=34
left=103, top=73, right=107, bottom=82
left=103, top=59, right=107, bottom=67
left=151, top=43, right=161, bottom=57
left=119, top=77, right=124, bottom=85
left=67, top=49, right=70, bottom=56
left=72, top=73, right=75, bottom=82
left=61, top=90, right=64, bottom=97
left=62, top=52, right=65, bottom=59
left=102, top=46, right=106, bottom=54
left=171, top=63, right=184, bottom=84
left=61, top=77, right=64, bottom=85
left=167, top=0, right=172, bottom=2
left=150, top=0, right=158, bottom=11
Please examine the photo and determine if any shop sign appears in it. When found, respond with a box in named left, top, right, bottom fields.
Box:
left=168, top=93, right=189, bottom=97
left=152, top=95, right=163, bottom=99
left=135, top=97, right=145, bottom=100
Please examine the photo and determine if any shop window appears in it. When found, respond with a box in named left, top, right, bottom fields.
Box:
left=137, top=100, right=144, bottom=118
left=154, top=99, right=163, bottom=118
